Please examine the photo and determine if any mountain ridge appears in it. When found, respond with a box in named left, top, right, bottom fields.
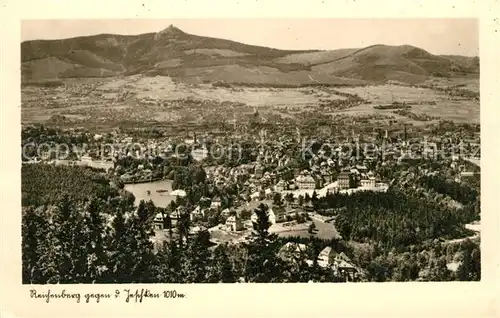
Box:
left=21, top=25, right=479, bottom=85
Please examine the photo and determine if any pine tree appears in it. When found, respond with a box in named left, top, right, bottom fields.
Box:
left=211, top=244, right=236, bottom=283
left=184, top=230, right=212, bottom=282
left=81, top=198, right=108, bottom=282
left=298, top=195, right=304, bottom=206
left=153, top=241, right=183, bottom=283
left=36, top=223, right=62, bottom=284
left=244, top=203, right=284, bottom=282
left=177, top=207, right=191, bottom=247
left=22, top=206, right=49, bottom=283
left=273, top=192, right=282, bottom=207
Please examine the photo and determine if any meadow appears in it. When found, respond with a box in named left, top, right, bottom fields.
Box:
left=21, top=75, right=480, bottom=127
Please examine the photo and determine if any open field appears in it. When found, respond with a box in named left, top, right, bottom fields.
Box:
left=332, top=84, right=479, bottom=124
left=336, top=84, right=448, bottom=103
left=108, top=75, right=349, bottom=106
left=334, top=100, right=479, bottom=124
left=21, top=75, right=479, bottom=126
left=422, top=76, right=480, bottom=93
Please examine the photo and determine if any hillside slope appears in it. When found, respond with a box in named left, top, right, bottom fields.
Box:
left=311, top=45, right=477, bottom=84
left=21, top=26, right=479, bottom=85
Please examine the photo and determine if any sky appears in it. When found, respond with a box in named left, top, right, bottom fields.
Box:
left=21, top=19, right=479, bottom=56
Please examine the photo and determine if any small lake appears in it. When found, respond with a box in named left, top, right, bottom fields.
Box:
left=124, top=180, right=175, bottom=208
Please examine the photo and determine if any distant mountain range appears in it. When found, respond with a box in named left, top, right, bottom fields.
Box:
left=21, top=25, right=479, bottom=86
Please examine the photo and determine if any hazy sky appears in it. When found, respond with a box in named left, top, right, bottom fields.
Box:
left=22, top=19, right=479, bottom=56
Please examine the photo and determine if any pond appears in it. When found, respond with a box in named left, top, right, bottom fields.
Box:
left=124, top=180, right=176, bottom=208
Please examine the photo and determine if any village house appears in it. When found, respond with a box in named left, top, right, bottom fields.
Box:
left=221, top=208, right=232, bottom=219
left=458, top=171, right=480, bottom=183
left=190, top=205, right=206, bottom=221
left=337, top=171, right=353, bottom=189
left=191, top=145, right=208, bottom=162
left=225, top=214, right=244, bottom=232
left=295, top=171, right=316, bottom=189
left=317, top=246, right=332, bottom=268
left=250, top=191, right=260, bottom=200
left=360, top=171, right=376, bottom=188
left=333, top=253, right=358, bottom=282
left=210, top=196, right=222, bottom=209
left=170, top=206, right=186, bottom=226
left=356, top=165, right=368, bottom=174
left=277, top=242, right=313, bottom=265
left=264, top=188, right=273, bottom=199
left=170, top=189, right=187, bottom=197
left=120, top=173, right=135, bottom=183
left=274, top=180, right=287, bottom=192
left=153, top=212, right=165, bottom=230
left=272, top=205, right=287, bottom=223
left=321, top=168, right=333, bottom=184
left=254, top=164, right=264, bottom=179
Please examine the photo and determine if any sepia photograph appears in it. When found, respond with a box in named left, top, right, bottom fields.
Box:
left=19, top=18, right=481, bottom=285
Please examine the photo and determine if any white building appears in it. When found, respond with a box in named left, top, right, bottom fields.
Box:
left=211, top=196, right=222, bottom=209
left=360, top=172, right=376, bottom=188
left=225, top=215, right=244, bottom=232
left=274, top=180, right=287, bottom=192
left=170, top=189, right=187, bottom=197
left=317, top=247, right=332, bottom=268
left=153, top=213, right=165, bottom=230
left=295, top=173, right=316, bottom=189
left=191, top=146, right=208, bottom=162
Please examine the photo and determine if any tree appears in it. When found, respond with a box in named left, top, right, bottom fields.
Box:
left=163, top=213, right=173, bottom=239
left=210, top=244, right=236, bottom=283
left=36, top=223, right=62, bottom=284
left=273, top=192, right=283, bottom=207
left=312, top=191, right=318, bottom=202
left=308, top=222, right=317, bottom=234
left=244, top=203, right=284, bottom=282
left=456, top=239, right=480, bottom=281
left=22, top=206, right=50, bottom=283
left=285, top=193, right=294, bottom=206
left=427, top=256, right=451, bottom=282
left=304, top=193, right=311, bottom=204
left=251, top=203, right=274, bottom=240
left=184, top=230, right=212, bottom=282
left=311, top=191, right=319, bottom=210
left=153, top=240, right=183, bottom=283
left=298, top=195, right=304, bottom=207
left=176, top=207, right=191, bottom=247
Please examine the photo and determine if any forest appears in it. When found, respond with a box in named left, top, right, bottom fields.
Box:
left=22, top=194, right=345, bottom=284
left=21, top=164, right=119, bottom=206
left=311, top=190, right=479, bottom=249
left=419, top=174, right=478, bottom=204
left=21, top=161, right=480, bottom=283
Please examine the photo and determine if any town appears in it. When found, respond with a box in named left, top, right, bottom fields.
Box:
left=21, top=116, right=481, bottom=283
left=20, top=20, right=481, bottom=284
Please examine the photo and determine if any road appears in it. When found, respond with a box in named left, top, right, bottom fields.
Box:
left=443, top=222, right=480, bottom=245
left=464, top=157, right=480, bottom=167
